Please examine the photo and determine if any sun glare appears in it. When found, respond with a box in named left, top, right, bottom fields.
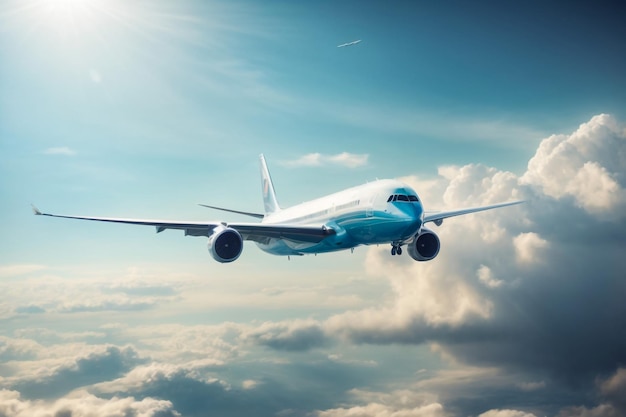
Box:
left=38, top=0, right=103, bottom=34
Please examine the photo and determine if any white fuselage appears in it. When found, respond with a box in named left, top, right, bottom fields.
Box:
left=256, top=179, right=424, bottom=256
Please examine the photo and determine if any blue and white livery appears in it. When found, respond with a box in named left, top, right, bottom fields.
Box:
left=33, top=154, right=522, bottom=263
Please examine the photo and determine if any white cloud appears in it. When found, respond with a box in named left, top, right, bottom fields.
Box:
left=328, top=152, right=369, bottom=168
left=323, top=114, right=625, bottom=351
left=91, top=362, right=225, bottom=395
left=478, top=410, right=537, bottom=417
left=521, top=114, right=626, bottom=216
left=43, top=147, right=77, bottom=156
left=600, top=367, right=626, bottom=399
left=316, top=402, right=447, bottom=417
left=596, top=367, right=626, bottom=415
left=0, top=389, right=179, bottom=417
left=314, top=114, right=626, bottom=416
left=4, top=345, right=143, bottom=397
left=284, top=152, right=369, bottom=168
left=244, top=319, right=329, bottom=351
left=120, top=323, right=239, bottom=364
left=512, top=232, right=548, bottom=265
left=477, top=265, right=503, bottom=288
left=0, top=336, right=43, bottom=363
left=325, top=235, right=499, bottom=341
left=242, top=379, right=259, bottom=389
left=316, top=389, right=448, bottom=417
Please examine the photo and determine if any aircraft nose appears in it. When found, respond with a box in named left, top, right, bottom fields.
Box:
left=412, top=202, right=424, bottom=228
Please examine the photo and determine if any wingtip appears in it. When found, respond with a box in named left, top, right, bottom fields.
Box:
left=31, top=204, right=42, bottom=215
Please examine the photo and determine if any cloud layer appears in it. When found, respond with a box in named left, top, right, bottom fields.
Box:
left=2, top=114, right=625, bottom=416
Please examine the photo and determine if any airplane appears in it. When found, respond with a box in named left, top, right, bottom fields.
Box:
left=33, top=154, right=522, bottom=263
left=337, top=39, right=362, bottom=48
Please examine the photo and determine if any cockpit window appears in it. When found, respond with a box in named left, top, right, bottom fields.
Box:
left=387, top=194, right=420, bottom=203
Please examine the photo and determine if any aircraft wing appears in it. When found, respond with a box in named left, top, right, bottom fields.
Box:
left=423, top=201, right=523, bottom=224
left=32, top=206, right=334, bottom=244
left=231, top=223, right=335, bottom=244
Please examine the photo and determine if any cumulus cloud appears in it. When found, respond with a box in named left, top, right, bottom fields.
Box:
left=316, top=389, right=448, bottom=417
left=0, top=337, right=42, bottom=362
left=317, top=402, right=447, bottom=417
left=512, top=232, right=548, bottom=265
left=588, top=367, right=626, bottom=416
left=7, top=345, right=145, bottom=400
left=284, top=152, right=369, bottom=168
left=120, top=323, right=240, bottom=364
left=244, top=320, right=330, bottom=351
left=91, top=362, right=226, bottom=395
left=0, top=389, right=179, bottom=417
left=521, top=114, right=626, bottom=216
left=91, top=359, right=352, bottom=417
left=256, top=114, right=626, bottom=414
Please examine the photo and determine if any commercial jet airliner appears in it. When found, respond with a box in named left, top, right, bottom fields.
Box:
left=337, top=39, right=362, bottom=48
left=33, top=154, right=522, bottom=263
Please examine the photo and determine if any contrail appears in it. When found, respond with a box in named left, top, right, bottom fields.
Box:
left=337, top=39, right=362, bottom=48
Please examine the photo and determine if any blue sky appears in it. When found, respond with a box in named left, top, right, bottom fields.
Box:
left=1, top=1, right=626, bottom=416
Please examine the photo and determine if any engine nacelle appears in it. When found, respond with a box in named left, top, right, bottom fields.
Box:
left=407, top=228, right=441, bottom=262
left=208, top=226, right=243, bottom=263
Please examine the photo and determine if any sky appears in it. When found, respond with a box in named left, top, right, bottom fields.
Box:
left=1, top=1, right=625, bottom=416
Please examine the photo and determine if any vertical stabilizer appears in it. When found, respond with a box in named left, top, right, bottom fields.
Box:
left=259, top=154, right=281, bottom=214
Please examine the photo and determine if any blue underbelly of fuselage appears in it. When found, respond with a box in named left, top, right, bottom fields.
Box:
left=255, top=207, right=423, bottom=256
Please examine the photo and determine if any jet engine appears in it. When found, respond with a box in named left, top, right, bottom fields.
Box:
left=407, top=228, right=440, bottom=262
left=208, top=226, right=243, bottom=263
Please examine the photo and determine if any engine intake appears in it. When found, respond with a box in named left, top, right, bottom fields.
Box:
left=407, top=228, right=440, bottom=262
left=208, top=226, right=243, bottom=263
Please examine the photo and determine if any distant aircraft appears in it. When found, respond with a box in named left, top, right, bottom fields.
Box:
left=33, top=155, right=522, bottom=263
left=337, top=39, right=362, bottom=48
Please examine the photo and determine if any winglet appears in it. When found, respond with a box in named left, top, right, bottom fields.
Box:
left=259, top=154, right=281, bottom=214
left=31, top=204, right=42, bottom=215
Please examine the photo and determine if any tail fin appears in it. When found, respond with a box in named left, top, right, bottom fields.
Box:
left=259, top=154, right=281, bottom=214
